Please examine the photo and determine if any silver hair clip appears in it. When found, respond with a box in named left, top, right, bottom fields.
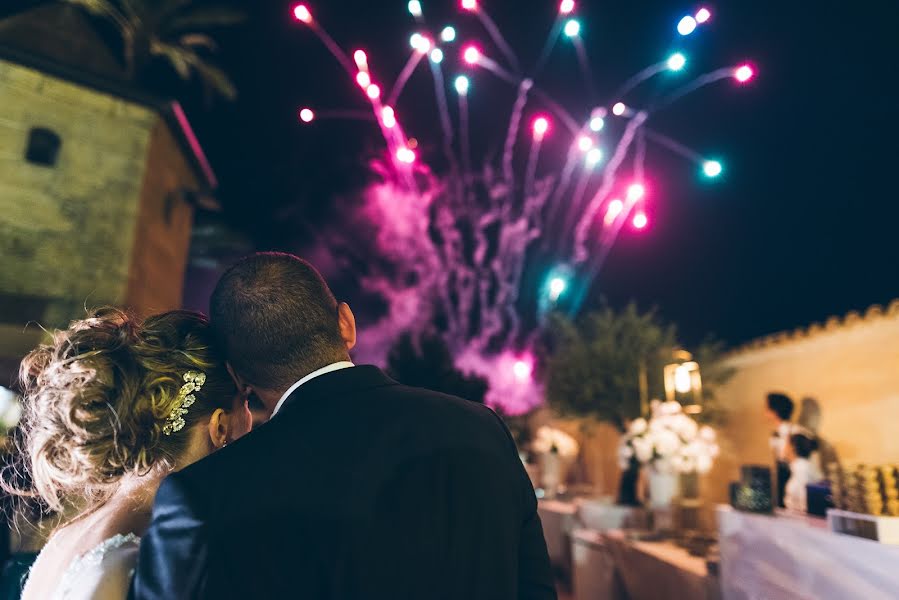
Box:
left=163, top=371, right=206, bottom=435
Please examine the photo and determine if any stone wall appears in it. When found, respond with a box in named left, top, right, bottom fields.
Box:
left=0, top=58, right=153, bottom=324
left=125, top=118, right=197, bottom=315
left=0, top=58, right=200, bottom=384
left=548, top=301, right=899, bottom=513
left=705, top=301, right=899, bottom=503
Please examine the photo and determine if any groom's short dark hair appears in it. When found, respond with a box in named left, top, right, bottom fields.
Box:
left=210, top=252, right=345, bottom=388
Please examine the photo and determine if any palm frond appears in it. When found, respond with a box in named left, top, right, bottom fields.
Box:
left=179, top=33, right=218, bottom=51
left=165, top=7, right=246, bottom=33
left=150, top=40, right=237, bottom=100
left=190, top=59, right=237, bottom=100
left=150, top=40, right=192, bottom=79
left=62, top=0, right=117, bottom=17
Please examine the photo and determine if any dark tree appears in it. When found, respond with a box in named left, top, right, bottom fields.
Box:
left=386, top=333, right=488, bottom=403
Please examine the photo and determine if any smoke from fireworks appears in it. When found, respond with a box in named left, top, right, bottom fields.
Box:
left=293, top=3, right=753, bottom=413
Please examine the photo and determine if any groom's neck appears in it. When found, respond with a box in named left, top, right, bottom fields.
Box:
left=253, top=353, right=353, bottom=415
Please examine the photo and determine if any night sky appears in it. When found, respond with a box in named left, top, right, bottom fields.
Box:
left=13, top=0, right=899, bottom=347
left=193, top=0, right=899, bottom=346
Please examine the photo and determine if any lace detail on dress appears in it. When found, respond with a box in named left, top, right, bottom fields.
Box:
left=54, top=533, right=141, bottom=599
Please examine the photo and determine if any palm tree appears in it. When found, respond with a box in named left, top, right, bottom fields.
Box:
left=63, top=0, right=244, bottom=99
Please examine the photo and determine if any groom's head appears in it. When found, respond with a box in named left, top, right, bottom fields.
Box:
left=210, top=253, right=356, bottom=394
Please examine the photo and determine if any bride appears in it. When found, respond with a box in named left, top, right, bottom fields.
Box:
left=9, top=308, right=252, bottom=599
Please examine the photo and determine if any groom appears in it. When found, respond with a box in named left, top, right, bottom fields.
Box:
left=131, top=252, right=555, bottom=599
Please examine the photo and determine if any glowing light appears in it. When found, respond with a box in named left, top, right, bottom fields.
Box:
left=577, top=135, right=593, bottom=152
left=512, top=360, right=532, bottom=381
left=454, top=75, right=470, bottom=95
left=440, top=26, right=457, bottom=42
left=298, top=108, right=314, bottom=123
left=428, top=48, right=444, bottom=64
left=410, top=33, right=423, bottom=49
left=408, top=0, right=422, bottom=17
left=606, top=198, right=623, bottom=219
left=667, top=52, right=686, bottom=72
left=463, top=45, right=481, bottom=65
left=532, top=116, right=550, bottom=139
left=612, top=102, right=626, bottom=116
left=396, top=147, right=416, bottom=163
left=461, top=0, right=477, bottom=11
left=627, top=183, right=645, bottom=201
left=292, top=4, right=312, bottom=23
left=559, top=0, right=575, bottom=15
left=701, top=160, right=722, bottom=178
left=695, top=8, right=711, bottom=24
left=632, top=211, right=648, bottom=229
left=734, top=64, right=755, bottom=83
left=563, top=19, right=581, bottom=38
left=366, top=84, right=381, bottom=100
left=355, top=71, right=371, bottom=88
left=585, top=147, right=603, bottom=167
left=353, top=50, right=368, bottom=70
left=674, top=364, right=693, bottom=393
left=381, top=106, right=396, bottom=128
left=589, top=116, right=605, bottom=132
left=548, top=277, right=567, bottom=301
left=677, top=15, right=697, bottom=36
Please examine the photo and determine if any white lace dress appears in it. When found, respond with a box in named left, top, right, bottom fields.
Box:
left=25, top=533, right=140, bottom=600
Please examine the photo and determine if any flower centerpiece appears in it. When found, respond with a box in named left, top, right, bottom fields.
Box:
left=0, top=386, right=23, bottom=450
left=532, top=426, right=580, bottom=496
left=618, top=400, right=719, bottom=507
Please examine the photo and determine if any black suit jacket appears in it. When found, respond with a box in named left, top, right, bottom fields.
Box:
left=131, top=366, right=555, bottom=599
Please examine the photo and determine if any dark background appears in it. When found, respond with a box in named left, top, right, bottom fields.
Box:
left=11, top=0, right=899, bottom=346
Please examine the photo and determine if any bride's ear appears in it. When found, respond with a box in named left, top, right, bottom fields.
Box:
left=207, top=408, right=230, bottom=450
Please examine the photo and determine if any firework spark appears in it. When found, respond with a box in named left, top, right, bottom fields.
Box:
left=291, top=2, right=754, bottom=412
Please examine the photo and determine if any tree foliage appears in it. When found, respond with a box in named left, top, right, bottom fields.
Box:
left=386, top=333, right=489, bottom=404
left=543, top=302, right=732, bottom=429
left=63, top=0, right=244, bottom=99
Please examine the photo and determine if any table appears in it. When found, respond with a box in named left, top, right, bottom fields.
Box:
left=571, top=528, right=719, bottom=600
left=538, top=499, right=579, bottom=579
left=538, top=500, right=649, bottom=578
left=718, top=505, right=899, bottom=599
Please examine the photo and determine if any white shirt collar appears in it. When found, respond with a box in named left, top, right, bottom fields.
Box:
left=270, top=361, right=355, bottom=417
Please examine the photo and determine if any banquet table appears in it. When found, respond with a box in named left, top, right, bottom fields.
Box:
left=537, top=499, right=579, bottom=578
left=571, top=528, right=720, bottom=600
left=538, top=499, right=650, bottom=580
left=718, top=505, right=899, bottom=600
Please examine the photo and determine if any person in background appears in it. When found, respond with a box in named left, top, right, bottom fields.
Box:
left=783, top=433, right=822, bottom=513
left=766, top=392, right=797, bottom=508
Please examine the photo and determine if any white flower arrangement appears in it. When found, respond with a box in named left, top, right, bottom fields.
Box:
left=532, top=426, right=580, bottom=458
left=618, top=400, right=719, bottom=474
left=0, top=386, right=22, bottom=431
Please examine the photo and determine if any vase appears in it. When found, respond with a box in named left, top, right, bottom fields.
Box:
left=540, top=451, right=569, bottom=498
left=617, top=458, right=641, bottom=506
left=647, top=468, right=680, bottom=509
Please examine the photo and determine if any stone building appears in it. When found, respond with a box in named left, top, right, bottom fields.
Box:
left=0, top=4, right=217, bottom=381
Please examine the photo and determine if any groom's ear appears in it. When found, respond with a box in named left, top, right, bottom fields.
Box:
left=226, top=362, right=252, bottom=395
left=337, top=302, right=357, bottom=351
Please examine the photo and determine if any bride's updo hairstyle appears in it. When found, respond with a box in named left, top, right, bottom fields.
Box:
left=14, top=308, right=236, bottom=514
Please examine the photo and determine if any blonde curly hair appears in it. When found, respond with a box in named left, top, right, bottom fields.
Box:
left=11, top=308, right=237, bottom=515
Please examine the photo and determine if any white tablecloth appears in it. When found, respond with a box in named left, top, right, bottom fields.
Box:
left=572, top=529, right=718, bottom=600
left=538, top=500, right=579, bottom=575
left=538, top=500, right=649, bottom=577
left=718, top=505, right=899, bottom=600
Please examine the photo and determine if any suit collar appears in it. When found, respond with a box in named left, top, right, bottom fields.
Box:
left=273, top=365, right=397, bottom=417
